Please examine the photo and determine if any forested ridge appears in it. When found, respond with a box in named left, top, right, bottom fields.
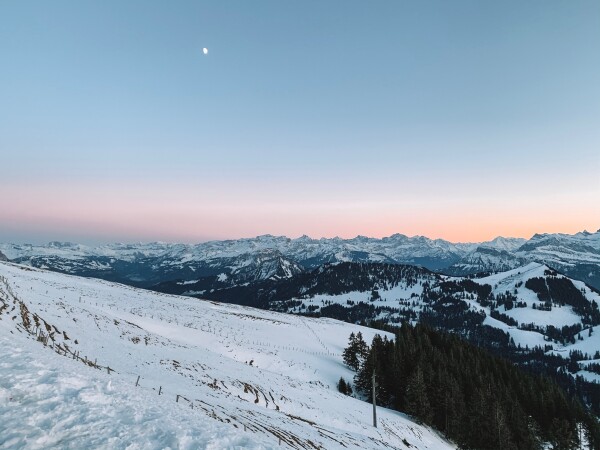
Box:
left=343, top=324, right=600, bottom=449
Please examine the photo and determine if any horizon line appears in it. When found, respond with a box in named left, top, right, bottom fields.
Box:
left=2, top=227, right=599, bottom=248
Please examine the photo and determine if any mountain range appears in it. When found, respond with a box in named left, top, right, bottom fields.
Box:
left=2, top=229, right=599, bottom=290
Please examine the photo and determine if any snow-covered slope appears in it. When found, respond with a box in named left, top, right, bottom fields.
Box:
left=0, top=261, right=454, bottom=450
left=514, top=231, right=600, bottom=289
left=481, top=236, right=528, bottom=252
left=0, top=338, right=272, bottom=449
left=518, top=231, right=600, bottom=259
left=268, top=262, right=600, bottom=357
left=444, top=246, right=528, bottom=276
left=468, top=263, right=600, bottom=347
left=444, top=230, right=600, bottom=289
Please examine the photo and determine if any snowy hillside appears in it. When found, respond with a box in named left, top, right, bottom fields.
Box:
left=268, top=262, right=600, bottom=360
left=0, top=338, right=273, bottom=449
left=514, top=231, right=600, bottom=289
left=444, top=246, right=528, bottom=276
left=470, top=263, right=600, bottom=348
left=481, top=236, right=528, bottom=252
left=448, top=230, right=600, bottom=289
left=0, top=261, right=454, bottom=450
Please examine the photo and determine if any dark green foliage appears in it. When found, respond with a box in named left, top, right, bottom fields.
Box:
left=198, top=262, right=439, bottom=308
left=348, top=324, right=600, bottom=449
left=337, top=377, right=353, bottom=395
left=526, top=277, right=551, bottom=302
left=405, top=366, right=432, bottom=424
left=438, top=279, right=492, bottom=301
left=320, top=302, right=384, bottom=323
left=338, top=377, right=347, bottom=394
left=525, top=276, right=600, bottom=325
left=342, top=332, right=369, bottom=371
left=490, top=309, right=519, bottom=327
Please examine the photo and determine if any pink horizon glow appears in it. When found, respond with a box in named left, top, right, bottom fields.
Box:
left=3, top=182, right=599, bottom=244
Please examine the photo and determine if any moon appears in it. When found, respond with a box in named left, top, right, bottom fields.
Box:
left=202, top=48, right=208, bottom=55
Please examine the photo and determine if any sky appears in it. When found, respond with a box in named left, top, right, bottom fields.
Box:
left=1, top=0, right=599, bottom=244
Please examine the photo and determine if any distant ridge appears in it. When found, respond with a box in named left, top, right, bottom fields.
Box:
left=1, top=229, right=599, bottom=289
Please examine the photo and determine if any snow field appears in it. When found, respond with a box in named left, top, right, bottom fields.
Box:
left=0, top=336, right=272, bottom=450
left=0, top=262, right=455, bottom=450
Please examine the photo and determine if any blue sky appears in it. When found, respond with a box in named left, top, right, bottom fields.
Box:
left=1, top=1, right=599, bottom=243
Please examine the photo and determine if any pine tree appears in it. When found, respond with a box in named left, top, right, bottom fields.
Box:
left=356, top=331, right=369, bottom=361
left=343, top=331, right=370, bottom=371
left=342, top=332, right=359, bottom=370
left=354, top=348, right=374, bottom=395
left=338, top=377, right=348, bottom=395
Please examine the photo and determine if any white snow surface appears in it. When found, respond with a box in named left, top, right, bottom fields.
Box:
left=473, top=263, right=583, bottom=328
left=0, top=262, right=454, bottom=450
left=0, top=337, right=271, bottom=450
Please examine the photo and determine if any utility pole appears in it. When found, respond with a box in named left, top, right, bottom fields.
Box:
left=372, top=354, right=377, bottom=428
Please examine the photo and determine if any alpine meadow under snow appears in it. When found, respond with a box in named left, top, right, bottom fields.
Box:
left=0, top=261, right=454, bottom=450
